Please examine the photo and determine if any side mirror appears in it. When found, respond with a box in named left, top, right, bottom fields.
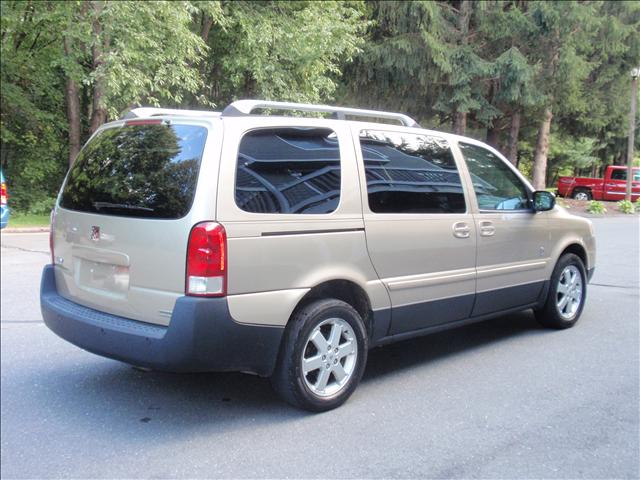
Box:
left=533, top=191, right=556, bottom=212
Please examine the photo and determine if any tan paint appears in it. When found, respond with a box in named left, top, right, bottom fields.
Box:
left=51, top=110, right=595, bottom=331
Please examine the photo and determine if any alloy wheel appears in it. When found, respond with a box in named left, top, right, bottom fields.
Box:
left=556, top=265, right=583, bottom=320
left=301, top=318, right=358, bottom=397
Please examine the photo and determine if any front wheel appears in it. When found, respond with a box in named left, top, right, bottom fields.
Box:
left=270, top=299, right=368, bottom=412
left=535, top=253, right=587, bottom=329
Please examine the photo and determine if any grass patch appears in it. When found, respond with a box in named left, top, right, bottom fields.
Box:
left=6, top=212, right=50, bottom=228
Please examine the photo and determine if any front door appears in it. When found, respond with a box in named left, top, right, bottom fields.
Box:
left=354, top=127, right=476, bottom=335
left=456, top=142, right=550, bottom=317
left=606, top=168, right=640, bottom=201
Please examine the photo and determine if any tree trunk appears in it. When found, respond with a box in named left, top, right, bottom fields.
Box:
left=89, top=3, right=107, bottom=134
left=507, top=110, right=521, bottom=166
left=198, top=13, right=214, bottom=78
left=532, top=106, right=553, bottom=190
left=452, top=0, right=471, bottom=136
left=201, top=13, right=214, bottom=43
left=486, top=126, right=500, bottom=149
left=453, top=112, right=467, bottom=135
left=63, top=38, right=81, bottom=167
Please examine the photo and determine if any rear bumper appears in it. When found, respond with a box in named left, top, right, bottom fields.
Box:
left=40, top=265, right=284, bottom=376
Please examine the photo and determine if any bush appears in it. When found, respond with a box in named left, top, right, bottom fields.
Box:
left=635, top=199, right=640, bottom=213
left=586, top=200, right=607, bottom=214
left=617, top=199, right=635, bottom=214
left=27, top=197, right=56, bottom=215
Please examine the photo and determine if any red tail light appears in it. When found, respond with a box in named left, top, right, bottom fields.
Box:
left=186, top=222, right=227, bottom=297
left=49, top=209, right=56, bottom=265
left=0, top=182, right=7, bottom=205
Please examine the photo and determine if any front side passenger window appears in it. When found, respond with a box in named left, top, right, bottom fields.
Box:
left=459, top=143, right=530, bottom=211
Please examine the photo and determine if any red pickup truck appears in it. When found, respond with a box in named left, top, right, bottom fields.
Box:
left=558, top=165, right=640, bottom=201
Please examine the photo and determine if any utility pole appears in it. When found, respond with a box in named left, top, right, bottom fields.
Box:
left=626, top=67, right=639, bottom=201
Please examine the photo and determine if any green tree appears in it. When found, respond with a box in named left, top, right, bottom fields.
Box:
left=1, top=1, right=68, bottom=211
left=474, top=1, right=540, bottom=164
left=526, top=1, right=600, bottom=189
left=343, top=1, right=451, bottom=123
left=61, top=1, right=209, bottom=164
left=199, top=1, right=366, bottom=106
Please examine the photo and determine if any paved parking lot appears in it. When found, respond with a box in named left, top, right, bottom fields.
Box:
left=1, top=217, right=638, bottom=479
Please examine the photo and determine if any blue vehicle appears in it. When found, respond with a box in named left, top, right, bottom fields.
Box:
left=1, top=170, right=9, bottom=229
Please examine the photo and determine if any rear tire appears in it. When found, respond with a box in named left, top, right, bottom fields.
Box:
left=270, top=299, right=368, bottom=412
left=535, top=253, right=587, bottom=329
left=572, top=189, right=592, bottom=201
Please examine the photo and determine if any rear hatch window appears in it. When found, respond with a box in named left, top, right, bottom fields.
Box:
left=60, top=123, right=207, bottom=219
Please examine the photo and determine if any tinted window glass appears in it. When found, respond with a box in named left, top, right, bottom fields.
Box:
left=60, top=124, right=207, bottom=219
left=459, top=142, right=530, bottom=210
left=235, top=128, right=341, bottom=214
left=359, top=130, right=465, bottom=214
left=610, top=169, right=626, bottom=181
left=612, top=169, right=640, bottom=181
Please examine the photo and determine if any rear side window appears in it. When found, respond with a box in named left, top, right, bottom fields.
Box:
left=359, top=130, right=465, bottom=214
left=60, top=123, right=207, bottom=219
left=235, top=128, right=341, bottom=214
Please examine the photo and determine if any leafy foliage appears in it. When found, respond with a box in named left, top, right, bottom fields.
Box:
left=202, top=1, right=366, bottom=105
left=617, top=199, right=636, bottom=214
left=586, top=200, right=607, bottom=215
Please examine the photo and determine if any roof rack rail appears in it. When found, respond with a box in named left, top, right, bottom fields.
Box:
left=221, top=100, right=420, bottom=128
left=121, top=107, right=220, bottom=119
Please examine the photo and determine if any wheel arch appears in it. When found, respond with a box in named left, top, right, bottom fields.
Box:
left=557, top=242, right=589, bottom=271
left=571, top=186, right=592, bottom=198
left=291, top=279, right=374, bottom=338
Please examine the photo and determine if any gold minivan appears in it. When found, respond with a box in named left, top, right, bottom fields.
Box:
left=41, top=100, right=596, bottom=411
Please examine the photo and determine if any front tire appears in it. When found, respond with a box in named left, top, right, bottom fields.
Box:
left=270, top=299, right=368, bottom=412
left=535, top=253, right=587, bottom=329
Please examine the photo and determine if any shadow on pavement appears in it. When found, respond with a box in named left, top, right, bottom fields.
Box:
left=364, top=309, right=544, bottom=381
left=32, top=309, right=546, bottom=439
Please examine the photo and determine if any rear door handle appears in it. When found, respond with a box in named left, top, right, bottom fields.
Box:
left=479, top=220, right=495, bottom=237
left=452, top=222, right=471, bottom=239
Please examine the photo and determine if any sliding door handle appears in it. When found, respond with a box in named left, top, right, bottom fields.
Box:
left=452, top=222, right=471, bottom=239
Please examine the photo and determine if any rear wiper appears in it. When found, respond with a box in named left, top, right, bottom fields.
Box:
left=93, top=202, right=155, bottom=212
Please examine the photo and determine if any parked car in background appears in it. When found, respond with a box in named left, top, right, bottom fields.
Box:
left=558, top=165, right=640, bottom=201
left=41, top=100, right=596, bottom=411
left=1, top=171, right=9, bottom=229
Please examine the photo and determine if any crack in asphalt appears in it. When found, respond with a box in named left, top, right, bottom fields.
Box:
left=590, top=282, right=638, bottom=290
left=0, top=243, right=49, bottom=255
